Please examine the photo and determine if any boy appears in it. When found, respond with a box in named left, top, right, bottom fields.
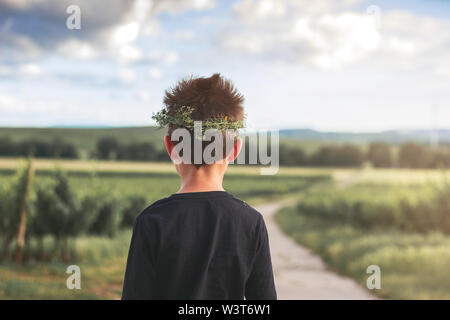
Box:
left=122, top=73, right=276, bottom=300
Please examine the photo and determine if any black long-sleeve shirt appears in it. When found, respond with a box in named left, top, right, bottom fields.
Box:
left=122, top=191, right=276, bottom=300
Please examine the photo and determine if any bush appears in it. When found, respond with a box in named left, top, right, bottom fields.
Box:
left=2, top=166, right=152, bottom=263
left=31, top=172, right=100, bottom=260
left=0, top=165, right=32, bottom=261
left=279, top=144, right=307, bottom=166
left=429, top=148, right=450, bottom=169
left=96, top=136, right=166, bottom=161
left=96, top=137, right=119, bottom=160
left=0, top=138, right=78, bottom=159
left=367, top=141, right=392, bottom=167
left=309, top=144, right=364, bottom=167
left=398, top=142, right=431, bottom=168
left=0, top=182, right=14, bottom=260
left=121, top=196, right=148, bottom=228
left=0, top=137, right=16, bottom=156
left=88, top=196, right=120, bottom=238
left=117, top=142, right=157, bottom=161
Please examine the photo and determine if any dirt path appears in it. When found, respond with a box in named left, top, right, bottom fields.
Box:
left=255, top=201, right=377, bottom=300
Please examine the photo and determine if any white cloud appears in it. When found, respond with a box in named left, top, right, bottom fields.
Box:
left=146, top=51, right=179, bottom=65
left=164, top=52, right=179, bottom=65
left=233, top=0, right=361, bottom=21
left=0, top=91, right=60, bottom=114
left=233, top=0, right=286, bottom=21
left=221, top=0, right=381, bottom=69
left=117, top=45, right=144, bottom=64
left=0, top=92, right=26, bottom=112
left=110, top=23, right=141, bottom=47
left=138, top=90, right=152, bottom=102
left=57, top=39, right=99, bottom=60
left=297, top=13, right=381, bottom=69
left=118, top=68, right=136, bottom=84
left=221, top=0, right=450, bottom=74
left=171, top=30, right=195, bottom=41
left=0, top=0, right=42, bottom=10
left=154, top=0, right=215, bottom=14
left=0, top=65, right=12, bottom=76
left=0, top=0, right=214, bottom=64
left=148, top=67, right=162, bottom=79
left=18, top=63, right=42, bottom=76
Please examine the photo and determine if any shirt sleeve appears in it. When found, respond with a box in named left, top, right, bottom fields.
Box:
left=122, top=215, right=157, bottom=300
left=245, top=217, right=277, bottom=300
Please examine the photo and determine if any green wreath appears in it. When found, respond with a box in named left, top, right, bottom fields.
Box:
left=152, top=106, right=246, bottom=133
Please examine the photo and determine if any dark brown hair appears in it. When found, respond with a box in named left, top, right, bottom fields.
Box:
left=164, top=73, right=245, bottom=167
left=164, top=73, right=244, bottom=123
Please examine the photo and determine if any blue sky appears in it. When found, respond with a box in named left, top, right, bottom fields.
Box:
left=0, top=0, right=449, bottom=131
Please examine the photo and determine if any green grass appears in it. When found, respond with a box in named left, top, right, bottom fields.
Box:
left=3, top=157, right=450, bottom=300
left=0, top=164, right=329, bottom=299
left=0, top=231, right=132, bottom=299
left=0, top=168, right=329, bottom=202
left=275, top=180, right=450, bottom=299
left=296, top=182, right=450, bottom=234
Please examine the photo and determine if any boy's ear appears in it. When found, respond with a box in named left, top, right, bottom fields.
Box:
left=164, top=135, right=174, bottom=159
left=227, top=137, right=242, bottom=163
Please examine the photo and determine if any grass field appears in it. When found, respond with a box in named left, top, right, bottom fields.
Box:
left=275, top=177, right=450, bottom=299
left=0, top=158, right=330, bottom=299
left=0, top=231, right=132, bottom=299
left=2, top=157, right=449, bottom=180
left=0, top=158, right=331, bottom=200
left=1, top=157, right=449, bottom=299
left=276, top=206, right=450, bottom=299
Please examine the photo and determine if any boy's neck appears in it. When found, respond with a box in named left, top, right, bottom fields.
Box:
left=176, top=164, right=226, bottom=194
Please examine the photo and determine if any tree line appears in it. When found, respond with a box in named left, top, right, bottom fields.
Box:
left=1, top=136, right=450, bottom=168
left=0, top=136, right=169, bottom=162
left=0, top=137, right=78, bottom=159
left=279, top=141, right=450, bottom=168
left=95, top=137, right=167, bottom=161
left=0, top=163, right=147, bottom=263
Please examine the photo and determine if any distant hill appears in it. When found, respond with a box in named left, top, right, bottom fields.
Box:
left=279, top=128, right=450, bottom=144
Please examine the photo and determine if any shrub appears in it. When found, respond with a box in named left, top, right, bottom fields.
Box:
left=398, top=142, right=431, bottom=168
left=367, top=141, right=392, bottom=168
left=0, top=165, right=32, bottom=261
left=120, top=196, right=148, bottom=228
left=309, top=144, right=364, bottom=167
left=89, top=196, right=120, bottom=238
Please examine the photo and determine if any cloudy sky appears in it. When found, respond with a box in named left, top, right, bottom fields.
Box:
left=0, top=0, right=449, bottom=131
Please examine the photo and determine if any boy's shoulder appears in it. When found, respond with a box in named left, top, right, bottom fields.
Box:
left=137, top=192, right=263, bottom=223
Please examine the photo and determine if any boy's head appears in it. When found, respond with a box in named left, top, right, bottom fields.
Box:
left=161, top=73, right=244, bottom=169
left=164, top=73, right=244, bottom=124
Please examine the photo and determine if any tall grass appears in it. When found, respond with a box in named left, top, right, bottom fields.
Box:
left=276, top=207, right=450, bottom=299
left=276, top=179, right=450, bottom=299
left=297, top=183, right=450, bottom=234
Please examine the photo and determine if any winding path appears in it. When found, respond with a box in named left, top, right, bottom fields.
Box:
left=255, top=202, right=377, bottom=300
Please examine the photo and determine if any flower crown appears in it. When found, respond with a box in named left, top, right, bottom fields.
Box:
left=152, top=105, right=246, bottom=133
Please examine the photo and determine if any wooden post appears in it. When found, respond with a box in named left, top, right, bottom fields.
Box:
left=15, top=161, right=34, bottom=265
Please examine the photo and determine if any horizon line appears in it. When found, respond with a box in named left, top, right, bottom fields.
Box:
left=0, top=125, right=449, bottom=134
